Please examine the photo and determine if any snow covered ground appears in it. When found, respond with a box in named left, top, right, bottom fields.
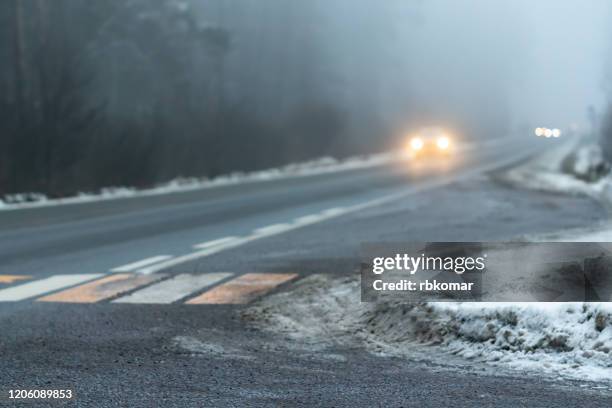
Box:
left=0, top=153, right=395, bottom=211
left=246, top=273, right=612, bottom=384
left=498, top=136, right=612, bottom=206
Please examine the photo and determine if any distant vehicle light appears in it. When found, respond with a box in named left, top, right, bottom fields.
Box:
left=535, top=127, right=544, bottom=137
left=552, top=128, right=561, bottom=138
left=544, top=128, right=553, bottom=138
left=410, top=137, right=424, bottom=150
left=436, top=137, right=450, bottom=150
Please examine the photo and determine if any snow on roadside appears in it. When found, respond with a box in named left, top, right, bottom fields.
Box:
left=245, top=274, right=612, bottom=383
left=498, top=138, right=607, bottom=197
left=0, top=152, right=396, bottom=211
left=373, top=301, right=612, bottom=382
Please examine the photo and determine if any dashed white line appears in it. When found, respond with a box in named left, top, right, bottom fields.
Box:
left=253, top=223, right=293, bottom=236
left=137, top=239, right=250, bottom=274
left=0, top=274, right=103, bottom=302
left=193, top=236, right=239, bottom=250
left=111, top=255, right=173, bottom=273
left=139, top=142, right=531, bottom=275
left=293, top=214, right=324, bottom=225
left=320, top=207, right=347, bottom=217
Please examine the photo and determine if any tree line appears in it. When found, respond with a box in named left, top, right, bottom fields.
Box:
left=1, top=0, right=397, bottom=198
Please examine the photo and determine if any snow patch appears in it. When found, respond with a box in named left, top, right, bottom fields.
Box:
left=245, top=274, right=612, bottom=383
left=498, top=138, right=612, bottom=210
left=373, top=301, right=612, bottom=382
left=499, top=139, right=607, bottom=196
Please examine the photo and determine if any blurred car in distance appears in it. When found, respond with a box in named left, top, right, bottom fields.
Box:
left=405, top=127, right=454, bottom=158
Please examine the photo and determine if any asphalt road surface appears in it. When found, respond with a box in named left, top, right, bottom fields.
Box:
left=0, top=137, right=610, bottom=407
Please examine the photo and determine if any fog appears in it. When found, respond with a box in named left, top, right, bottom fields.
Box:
left=195, top=0, right=610, bottom=137
left=1, top=0, right=609, bottom=197
left=510, top=0, right=609, bottom=128
left=315, top=0, right=610, bottom=134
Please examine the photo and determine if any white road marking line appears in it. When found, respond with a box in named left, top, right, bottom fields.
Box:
left=137, top=239, right=250, bottom=274
left=113, top=273, right=233, bottom=304
left=111, top=255, right=172, bottom=272
left=193, top=237, right=239, bottom=250
left=320, top=207, right=346, bottom=217
left=0, top=274, right=103, bottom=302
left=253, top=223, right=293, bottom=236
left=141, top=146, right=532, bottom=275
left=293, top=214, right=324, bottom=225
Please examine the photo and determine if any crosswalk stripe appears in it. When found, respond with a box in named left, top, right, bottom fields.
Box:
left=0, top=275, right=31, bottom=284
left=113, top=273, right=233, bottom=304
left=111, top=255, right=172, bottom=273
left=185, top=273, right=297, bottom=304
left=37, top=273, right=165, bottom=303
left=0, top=274, right=103, bottom=301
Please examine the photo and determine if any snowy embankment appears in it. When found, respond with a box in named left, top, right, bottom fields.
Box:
left=246, top=138, right=612, bottom=383
left=0, top=153, right=395, bottom=211
left=246, top=274, right=612, bottom=383
left=498, top=136, right=612, bottom=205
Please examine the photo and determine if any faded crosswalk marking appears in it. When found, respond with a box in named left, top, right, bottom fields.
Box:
left=38, top=273, right=165, bottom=303
left=186, top=273, right=297, bottom=304
left=0, top=274, right=103, bottom=302
left=0, top=273, right=299, bottom=305
left=0, top=275, right=31, bottom=284
left=114, top=273, right=232, bottom=304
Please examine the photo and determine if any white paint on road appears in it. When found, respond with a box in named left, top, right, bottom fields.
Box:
left=293, top=214, right=324, bottom=225
left=113, top=273, right=233, bottom=304
left=253, top=223, right=293, bottom=236
left=136, top=209, right=355, bottom=274
left=0, top=274, right=103, bottom=301
left=193, top=237, right=239, bottom=250
left=137, top=239, right=251, bottom=274
left=111, top=255, right=173, bottom=272
left=320, top=207, right=347, bottom=217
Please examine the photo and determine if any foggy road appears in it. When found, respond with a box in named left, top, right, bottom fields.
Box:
left=1, top=137, right=611, bottom=406
left=3, top=0, right=612, bottom=405
left=0, top=138, right=526, bottom=282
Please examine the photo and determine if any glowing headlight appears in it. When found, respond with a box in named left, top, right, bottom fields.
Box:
left=436, top=137, right=450, bottom=150
left=552, top=128, right=561, bottom=138
left=544, top=128, right=553, bottom=138
left=535, top=128, right=544, bottom=137
left=410, top=137, right=424, bottom=150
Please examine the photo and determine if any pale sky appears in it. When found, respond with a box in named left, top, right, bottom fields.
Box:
left=398, top=0, right=611, bottom=131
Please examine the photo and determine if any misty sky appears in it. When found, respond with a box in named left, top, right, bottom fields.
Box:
left=517, top=0, right=610, bottom=128
left=407, top=0, right=610, bottom=131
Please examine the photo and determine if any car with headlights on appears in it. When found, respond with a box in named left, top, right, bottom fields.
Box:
left=405, top=127, right=453, bottom=158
